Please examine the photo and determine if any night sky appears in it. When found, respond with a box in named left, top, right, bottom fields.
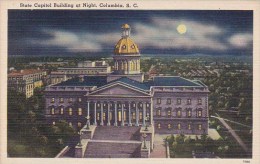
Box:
left=8, top=10, right=253, bottom=57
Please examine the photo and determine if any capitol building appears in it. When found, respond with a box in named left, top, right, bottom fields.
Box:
left=45, top=24, right=209, bottom=158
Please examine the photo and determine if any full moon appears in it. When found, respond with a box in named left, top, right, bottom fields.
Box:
left=177, top=24, right=187, bottom=34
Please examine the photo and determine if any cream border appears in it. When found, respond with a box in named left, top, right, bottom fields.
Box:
left=0, top=0, right=260, bottom=164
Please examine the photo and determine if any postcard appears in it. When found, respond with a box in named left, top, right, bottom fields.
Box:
left=0, top=0, right=260, bottom=164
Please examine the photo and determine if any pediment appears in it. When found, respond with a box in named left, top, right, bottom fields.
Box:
left=88, top=83, right=150, bottom=97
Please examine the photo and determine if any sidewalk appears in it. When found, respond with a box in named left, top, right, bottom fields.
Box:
left=150, top=134, right=168, bottom=158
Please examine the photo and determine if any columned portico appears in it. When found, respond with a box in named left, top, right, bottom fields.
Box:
left=86, top=100, right=151, bottom=127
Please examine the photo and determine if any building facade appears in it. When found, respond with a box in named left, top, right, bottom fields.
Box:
left=45, top=24, right=209, bottom=135
left=49, top=60, right=111, bottom=85
left=8, top=69, right=47, bottom=98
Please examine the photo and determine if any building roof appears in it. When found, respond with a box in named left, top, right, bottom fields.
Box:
left=54, top=76, right=206, bottom=90
left=109, top=77, right=150, bottom=90
left=54, top=76, right=107, bottom=87
left=8, top=69, right=46, bottom=77
left=150, top=76, right=203, bottom=87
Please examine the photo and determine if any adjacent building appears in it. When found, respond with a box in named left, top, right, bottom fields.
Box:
left=8, top=69, right=47, bottom=98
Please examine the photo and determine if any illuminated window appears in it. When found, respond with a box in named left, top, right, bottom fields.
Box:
left=157, top=123, right=161, bottom=129
left=187, top=99, right=191, bottom=105
left=60, top=108, right=64, bottom=115
left=197, top=110, right=202, bottom=117
left=69, top=98, right=73, bottom=103
left=51, top=98, right=55, bottom=103
left=157, top=109, right=161, bottom=116
left=78, top=108, right=82, bottom=116
left=69, top=108, right=72, bottom=115
left=187, top=109, right=191, bottom=117
left=103, top=112, right=106, bottom=121
left=52, top=121, right=55, bottom=125
left=178, top=123, right=181, bottom=130
left=133, top=112, right=136, bottom=120
left=69, top=122, right=72, bottom=127
left=59, top=98, right=64, bottom=103
left=118, top=111, right=121, bottom=121
left=188, top=124, right=191, bottom=130
left=167, top=109, right=171, bottom=117
left=157, top=98, right=161, bottom=104
left=198, top=124, right=202, bottom=130
left=198, top=98, right=202, bottom=105
left=124, top=111, right=126, bottom=121
left=177, top=98, right=181, bottom=105
left=177, top=109, right=181, bottom=117
left=78, top=122, right=82, bottom=128
left=139, top=112, right=142, bottom=120
left=168, top=124, right=171, bottom=129
left=167, top=98, right=171, bottom=104
left=78, top=98, right=82, bottom=102
left=51, top=108, right=55, bottom=115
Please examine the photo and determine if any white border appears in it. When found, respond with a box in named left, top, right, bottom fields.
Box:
left=1, top=0, right=260, bottom=164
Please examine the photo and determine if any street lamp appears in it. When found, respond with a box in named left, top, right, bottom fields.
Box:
left=77, top=131, right=82, bottom=147
left=144, top=116, right=148, bottom=131
left=142, top=133, right=147, bottom=149
left=85, top=115, right=90, bottom=129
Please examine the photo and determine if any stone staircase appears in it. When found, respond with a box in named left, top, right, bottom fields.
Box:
left=84, top=141, right=142, bottom=158
left=84, top=126, right=142, bottom=158
left=92, top=126, right=141, bottom=141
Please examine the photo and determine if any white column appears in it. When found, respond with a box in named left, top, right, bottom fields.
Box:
left=87, top=101, right=90, bottom=117
left=143, top=102, right=146, bottom=126
left=107, top=103, right=111, bottom=126
left=136, top=103, right=139, bottom=126
left=101, top=102, right=104, bottom=126
left=114, top=102, right=118, bottom=126
left=128, top=103, right=132, bottom=126
left=94, top=102, right=97, bottom=125
left=121, top=104, right=124, bottom=126
left=150, top=101, right=153, bottom=125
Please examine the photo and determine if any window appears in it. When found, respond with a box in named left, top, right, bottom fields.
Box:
left=187, top=109, right=192, bottom=117
left=187, top=98, right=191, bottom=105
left=78, top=98, right=82, bottom=102
left=118, top=111, right=121, bottom=121
left=103, top=112, right=106, bottom=121
left=198, top=124, right=202, bottom=130
left=69, top=108, right=72, bottom=115
left=167, top=98, right=171, bottom=104
left=52, top=121, right=56, bottom=125
left=69, top=98, right=73, bottom=103
left=51, top=108, right=55, bottom=115
left=168, top=124, right=171, bottom=129
left=59, top=98, right=64, bottom=103
left=157, top=109, right=161, bottom=116
left=69, top=122, right=72, bottom=127
left=51, top=98, right=55, bottom=103
left=157, top=98, right=161, bottom=104
left=139, top=112, right=142, bottom=120
left=177, top=109, right=181, bottom=117
left=157, top=123, right=161, bottom=129
left=78, top=122, right=82, bottom=128
left=78, top=108, right=82, bottom=116
left=177, top=98, right=181, bottom=105
left=197, top=110, right=202, bottom=117
left=198, top=98, right=202, bottom=105
left=167, top=109, right=171, bottom=117
left=60, top=108, right=64, bottom=115
left=188, top=124, right=191, bottom=130
left=178, top=123, right=181, bottom=130
left=133, top=112, right=136, bottom=120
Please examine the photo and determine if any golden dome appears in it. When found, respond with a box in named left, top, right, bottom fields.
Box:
left=121, top=24, right=130, bottom=29
left=114, top=24, right=140, bottom=55
left=114, top=37, right=140, bottom=55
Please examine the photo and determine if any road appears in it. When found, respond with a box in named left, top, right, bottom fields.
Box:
left=211, top=115, right=249, bottom=152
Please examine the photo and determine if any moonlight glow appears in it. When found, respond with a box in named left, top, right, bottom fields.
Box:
left=177, top=24, right=187, bottom=34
